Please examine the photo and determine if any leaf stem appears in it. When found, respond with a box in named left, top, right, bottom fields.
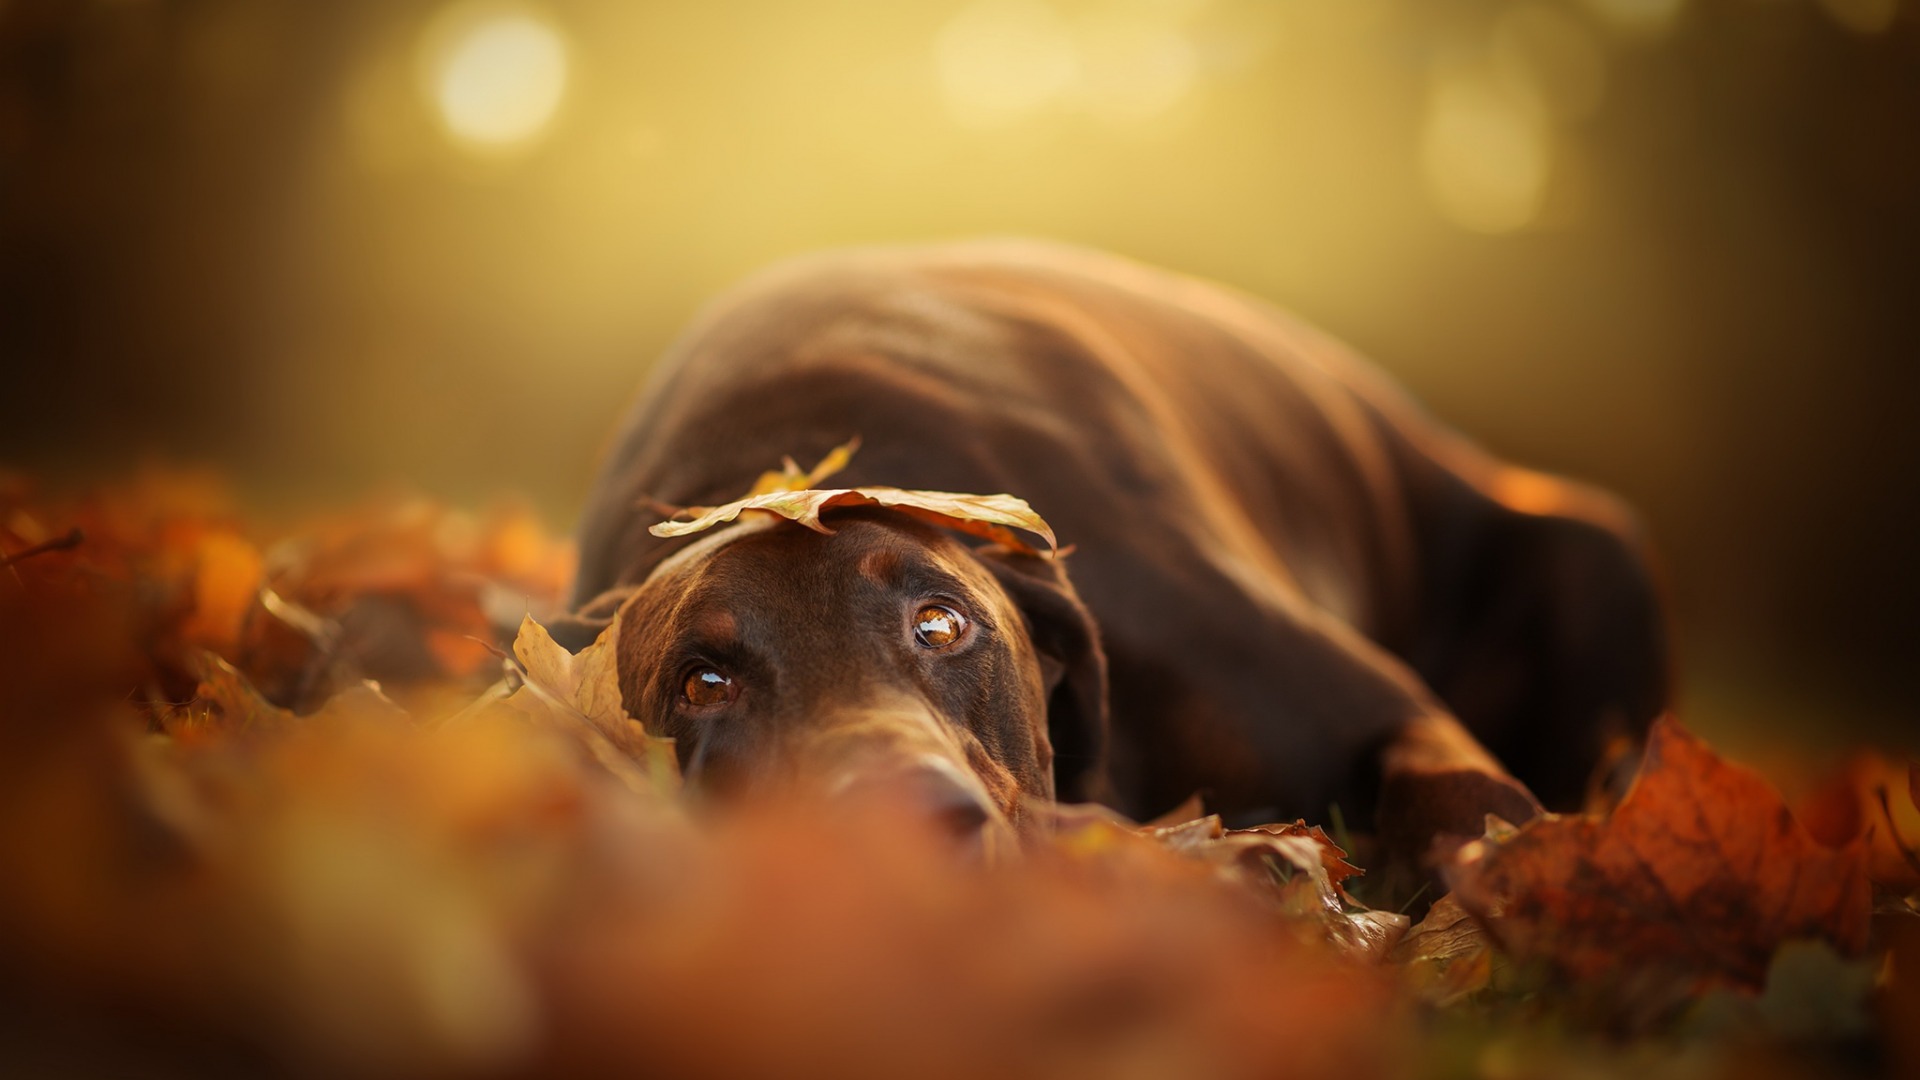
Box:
left=0, top=526, right=83, bottom=568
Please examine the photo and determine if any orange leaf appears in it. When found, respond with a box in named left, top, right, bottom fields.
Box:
left=1446, top=718, right=1871, bottom=989
left=182, top=531, right=263, bottom=654
left=1793, top=751, right=1920, bottom=891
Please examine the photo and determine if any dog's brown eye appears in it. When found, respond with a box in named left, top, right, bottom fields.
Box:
left=913, top=604, right=967, bottom=649
left=683, top=668, right=734, bottom=706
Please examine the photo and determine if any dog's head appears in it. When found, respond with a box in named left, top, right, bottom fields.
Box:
left=558, top=507, right=1106, bottom=852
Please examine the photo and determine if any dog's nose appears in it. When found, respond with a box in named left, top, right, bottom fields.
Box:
left=833, top=754, right=1005, bottom=855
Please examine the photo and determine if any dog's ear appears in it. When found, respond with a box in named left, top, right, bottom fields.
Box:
left=544, top=586, right=636, bottom=654
left=975, top=548, right=1110, bottom=803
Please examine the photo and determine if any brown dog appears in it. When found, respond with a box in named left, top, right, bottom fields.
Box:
left=561, top=240, right=1668, bottom=856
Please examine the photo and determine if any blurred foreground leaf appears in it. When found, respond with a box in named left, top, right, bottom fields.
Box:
left=1447, top=718, right=1872, bottom=992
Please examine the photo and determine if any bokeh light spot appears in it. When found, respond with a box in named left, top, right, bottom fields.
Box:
left=934, top=0, right=1080, bottom=128
left=1075, top=12, right=1197, bottom=124
left=422, top=3, right=569, bottom=152
left=1421, top=72, right=1552, bottom=235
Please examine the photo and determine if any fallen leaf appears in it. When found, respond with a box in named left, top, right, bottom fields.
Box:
left=1390, top=893, right=1493, bottom=1006
left=494, top=612, right=680, bottom=796
left=1189, top=819, right=1406, bottom=960
left=1036, top=804, right=1406, bottom=961
left=1399, top=946, right=1493, bottom=1010
left=1793, top=751, right=1920, bottom=892
left=157, top=651, right=296, bottom=738
left=1141, top=813, right=1223, bottom=854
left=1447, top=718, right=1871, bottom=989
left=1229, top=821, right=1368, bottom=903
left=1389, top=893, right=1486, bottom=967
left=651, top=487, right=1058, bottom=556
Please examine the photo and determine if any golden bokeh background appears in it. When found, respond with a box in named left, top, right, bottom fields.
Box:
left=2, top=0, right=1915, bottom=745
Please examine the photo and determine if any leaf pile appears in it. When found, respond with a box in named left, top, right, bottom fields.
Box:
left=1, top=469, right=1917, bottom=1079
left=0, top=467, right=574, bottom=713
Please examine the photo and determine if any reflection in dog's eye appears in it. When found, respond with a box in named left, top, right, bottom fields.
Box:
left=913, top=604, right=967, bottom=649
left=683, top=667, right=734, bottom=706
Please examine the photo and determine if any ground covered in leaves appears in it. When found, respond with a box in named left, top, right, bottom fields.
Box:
left=1, top=468, right=1916, bottom=1079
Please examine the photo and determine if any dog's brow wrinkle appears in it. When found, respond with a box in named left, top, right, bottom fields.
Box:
left=692, top=610, right=738, bottom=642
left=857, top=547, right=903, bottom=584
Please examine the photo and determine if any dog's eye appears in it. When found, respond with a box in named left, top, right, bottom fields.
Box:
left=683, top=667, right=735, bottom=706
left=913, top=604, right=968, bottom=649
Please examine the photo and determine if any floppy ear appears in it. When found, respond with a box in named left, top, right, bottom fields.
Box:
left=544, top=585, right=636, bottom=655
left=975, top=547, right=1110, bottom=804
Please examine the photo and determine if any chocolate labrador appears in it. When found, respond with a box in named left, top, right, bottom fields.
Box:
left=560, top=240, right=1668, bottom=858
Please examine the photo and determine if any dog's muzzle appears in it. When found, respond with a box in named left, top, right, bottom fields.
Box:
left=804, top=707, right=1016, bottom=861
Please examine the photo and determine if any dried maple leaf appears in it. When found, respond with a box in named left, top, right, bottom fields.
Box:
left=743, top=437, right=860, bottom=497
left=483, top=612, right=680, bottom=797
left=647, top=442, right=1058, bottom=555
left=1447, top=718, right=1871, bottom=989
left=651, top=487, right=1058, bottom=556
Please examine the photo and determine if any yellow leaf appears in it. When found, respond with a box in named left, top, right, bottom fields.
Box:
left=502, top=612, right=680, bottom=796
left=651, top=486, right=1057, bottom=556
left=742, top=438, right=861, bottom=498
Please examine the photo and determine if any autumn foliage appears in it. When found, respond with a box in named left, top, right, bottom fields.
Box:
left=1449, top=719, right=1872, bottom=989
left=1, top=468, right=1916, bottom=1078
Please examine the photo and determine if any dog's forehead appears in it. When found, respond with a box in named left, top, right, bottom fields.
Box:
left=641, top=514, right=781, bottom=584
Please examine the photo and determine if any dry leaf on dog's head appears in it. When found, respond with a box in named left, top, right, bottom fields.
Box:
left=649, top=441, right=1058, bottom=555
left=743, top=437, right=860, bottom=497
left=650, top=487, right=1058, bottom=556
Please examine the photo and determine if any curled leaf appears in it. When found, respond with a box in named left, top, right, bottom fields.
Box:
left=1230, top=821, right=1367, bottom=904
left=155, top=651, right=295, bottom=738
left=650, top=486, right=1058, bottom=557
left=1166, top=817, right=1404, bottom=960
left=496, top=612, right=680, bottom=797
left=1389, top=893, right=1493, bottom=1006
left=744, top=437, right=860, bottom=497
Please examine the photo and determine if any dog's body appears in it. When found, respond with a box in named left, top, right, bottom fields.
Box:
left=568, top=241, right=1668, bottom=842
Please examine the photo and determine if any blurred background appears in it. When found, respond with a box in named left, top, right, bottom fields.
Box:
left=1, top=0, right=1914, bottom=748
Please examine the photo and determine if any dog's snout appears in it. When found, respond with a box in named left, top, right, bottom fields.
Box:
left=904, top=757, right=996, bottom=840
left=833, top=754, right=1007, bottom=855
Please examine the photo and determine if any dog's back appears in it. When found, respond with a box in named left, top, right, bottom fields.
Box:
left=574, top=241, right=1668, bottom=822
